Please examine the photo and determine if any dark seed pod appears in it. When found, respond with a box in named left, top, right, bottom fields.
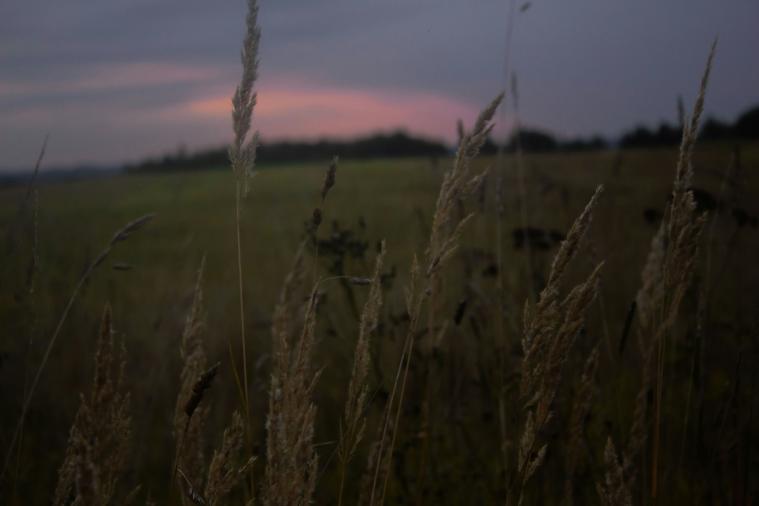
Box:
left=320, top=156, right=338, bottom=201
left=312, top=208, right=322, bottom=229
left=184, top=362, right=220, bottom=418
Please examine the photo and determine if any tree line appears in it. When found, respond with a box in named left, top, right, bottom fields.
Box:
left=126, top=104, right=759, bottom=172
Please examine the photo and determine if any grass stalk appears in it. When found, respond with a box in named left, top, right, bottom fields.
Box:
left=2, top=213, right=154, bottom=483
left=228, top=0, right=261, bottom=436
left=368, top=93, right=504, bottom=505
left=235, top=180, right=251, bottom=421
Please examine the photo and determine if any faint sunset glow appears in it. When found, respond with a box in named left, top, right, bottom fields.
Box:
left=182, top=81, right=480, bottom=141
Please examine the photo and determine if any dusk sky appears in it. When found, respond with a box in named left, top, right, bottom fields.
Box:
left=2, top=1, right=758, bottom=169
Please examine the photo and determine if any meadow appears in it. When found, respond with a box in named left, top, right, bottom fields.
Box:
left=2, top=0, right=759, bottom=503
left=2, top=139, right=758, bottom=504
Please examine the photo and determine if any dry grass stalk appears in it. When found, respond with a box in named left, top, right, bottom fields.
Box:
left=27, top=189, right=39, bottom=292
left=516, top=411, right=547, bottom=495
left=53, top=305, right=131, bottom=506
left=636, top=39, right=716, bottom=335
left=170, top=259, right=251, bottom=505
left=174, top=259, right=211, bottom=486
left=122, top=485, right=143, bottom=505
left=679, top=147, right=742, bottom=468
left=493, top=89, right=510, bottom=483
left=228, top=0, right=262, bottom=423
left=4, top=135, right=47, bottom=259
left=259, top=162, right=341, bottom=505
left=564, top=346, right=600, bottom=505
left=204, top=412, right=255, bottom=505
left=264, top=257, right=321, bottom=506
left=359, top=401, right=395, bottom=506
left=520, top=186, right=604, bottom=409
left=337, top=241, right=386, bottom=506
left=426, top=93, right=503, bottom=278
left=271, top=242, right=309, bottom=349
left=367, top=92, right=504, bottom=505
left=511, top=73, right=536, bottom=301
left=185, top=363, right=221, bottom=421
left=456, top=118, right=465, bottom=145
left=596, top=438, right=632, bottom=506
left=176, top=413, right=253, bottom=506
left=2, top=213, right=154, bottom=482
left=230, top=0, right=261, bottom=196
left=321, top=156, right=338, bottom=202
left=628, top=40, right=716, bottom=496
left=11, top=139, right=47, bottom=495
left=310, top=157, right=339, bottom=285
left=178, top=469, right=208, bottom=505
left=511, top=185, right=604, bottom=503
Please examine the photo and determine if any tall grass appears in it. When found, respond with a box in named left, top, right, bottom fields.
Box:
left=2, top=213, right=154, bottom=484
left=229, top=0, right=261, bottom=428
left=1, top=2, right=756, bottom=505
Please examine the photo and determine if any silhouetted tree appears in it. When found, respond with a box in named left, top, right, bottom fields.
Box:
left=620, top=122, right=680, bottom=148
left=561, top=135, right=608, bottom=152
left=126, top=131, right=449, bottom=173
left=700, top=117, right=732, bottom=140
left=734, top=106, right=759, bottom=138
left=507, top=128, right=557, bottom=152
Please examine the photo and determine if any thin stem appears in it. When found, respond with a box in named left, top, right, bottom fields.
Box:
left=337, top=464, right=347, bottom=506
left=652, top=325, right=667, bottom=501
left=235, top=180, right=251, bottom=424
left=379, top=295, right=424, bottom=505
left=369, top=319, right=416, bottom=505
left=512, top=81, right=535, bottom=302
left=2, top=214, right=155, bottom=482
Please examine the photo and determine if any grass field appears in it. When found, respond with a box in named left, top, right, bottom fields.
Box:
left=2, top=141, right=758, bottom=504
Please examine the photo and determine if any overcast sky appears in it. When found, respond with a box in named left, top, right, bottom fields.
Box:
left=1, top=0, right=758, bottom=169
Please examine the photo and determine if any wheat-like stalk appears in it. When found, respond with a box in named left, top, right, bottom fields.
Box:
left=173, top=258, right=211, bottom=489
left=169, top=261, right=252, bottom=506
left=2, top=213, right=154, bottom=482
left=53, top=305, right=131, bottom=506
left=509, top=185, right=604, bottom=505
left=628, top=40, right=716, bottom=498
left=367, top=92, right=504, bottom=505
left=596, top=438, right=632, bottom=506
left=520, top=187, right=604, bottom=407
left=336, top=241, right=386, bottom=506
left=264, top=251, right=320, bottom=505
left=176, top=412, right=253, bottom=506
left=228, top=0, right=262, bottom=425
left=204, top=412, right=255, bottom=506
left=564, top=346, right=600, bottom=505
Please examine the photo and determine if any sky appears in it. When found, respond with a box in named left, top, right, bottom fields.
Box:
left=1, top=0, right=758, bottom=169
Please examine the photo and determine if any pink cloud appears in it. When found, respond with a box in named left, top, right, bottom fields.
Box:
left=1, top=71, right=508, bottom=166
left=171, top=80, right=482, bottom=142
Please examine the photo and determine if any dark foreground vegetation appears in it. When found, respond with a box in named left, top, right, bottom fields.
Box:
left=2, top=1, right=758, bottom=505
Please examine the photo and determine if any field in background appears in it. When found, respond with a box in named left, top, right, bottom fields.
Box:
left=2, top=143, right=758, bottom=503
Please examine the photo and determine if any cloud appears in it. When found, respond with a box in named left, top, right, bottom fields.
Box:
left=1, top=0, right=758, bottom=168
left=0, top=62, right=226, bottom=98
left=131, top=78, right=483, bottom=142
left=0, top=73, right=489, bottom=167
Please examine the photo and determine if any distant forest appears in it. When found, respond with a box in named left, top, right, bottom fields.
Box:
left=126, top=104, right=759, bottom=173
